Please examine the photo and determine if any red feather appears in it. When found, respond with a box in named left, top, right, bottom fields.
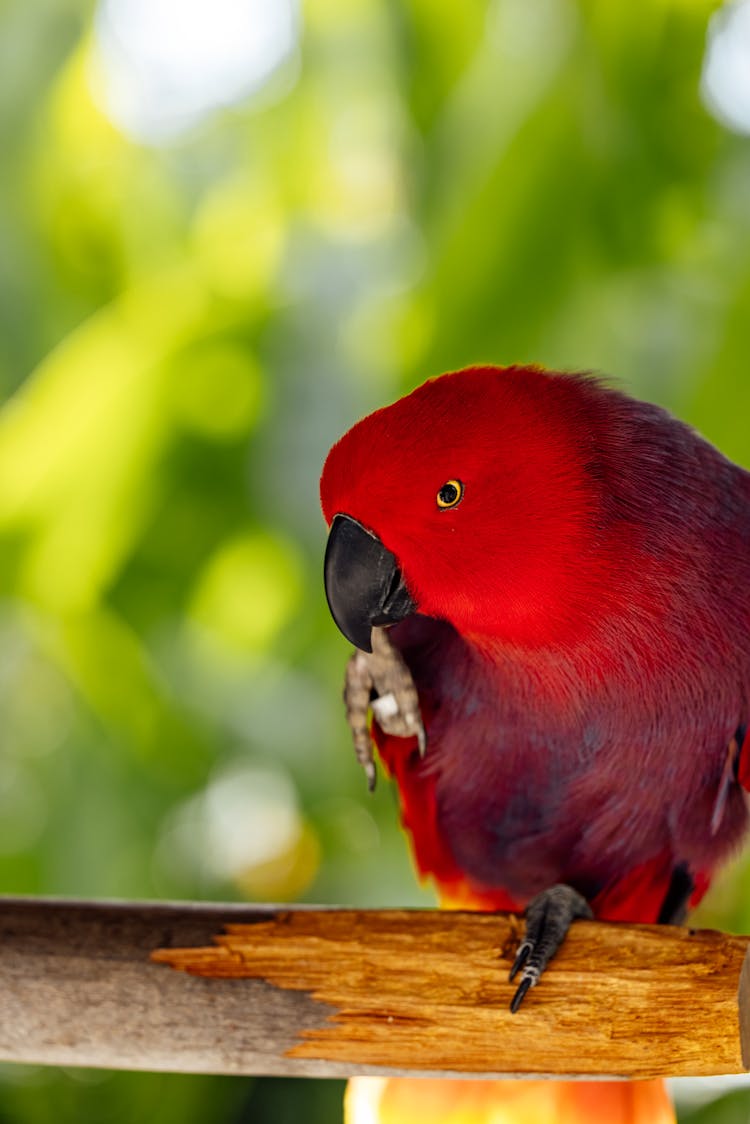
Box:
left=321, top=366, right=750, bottom=923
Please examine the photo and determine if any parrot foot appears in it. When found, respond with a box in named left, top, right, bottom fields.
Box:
left=343, top=626, right=426, bottom=792
left=508, top=884, right=592, bottom=1013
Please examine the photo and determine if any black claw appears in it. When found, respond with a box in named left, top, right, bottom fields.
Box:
left=508, top=884, right=593, bottom=1012
left=657, top=861, right=694, bottom=925
left=508, top=940, right=531, bottom=982
left=510, top=975, right=533, bottom=1014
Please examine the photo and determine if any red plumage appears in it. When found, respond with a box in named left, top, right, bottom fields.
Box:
left=320, top=366, right=750, bottom=925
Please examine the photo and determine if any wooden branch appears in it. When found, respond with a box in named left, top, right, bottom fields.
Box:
left=0, top=896, right=748, bottom=1079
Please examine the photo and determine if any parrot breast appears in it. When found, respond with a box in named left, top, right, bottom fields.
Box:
left=377, top=609, right=746, bottom=922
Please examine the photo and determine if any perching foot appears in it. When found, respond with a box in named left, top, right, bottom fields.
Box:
left=509, top=883, right=593, bottom=1013
left=343, top=626, right=426, bottom=791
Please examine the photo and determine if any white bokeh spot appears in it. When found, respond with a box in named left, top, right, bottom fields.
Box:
left=90, top=0, right=298, bottom=142
left=702, top=0, right=750, bottom=135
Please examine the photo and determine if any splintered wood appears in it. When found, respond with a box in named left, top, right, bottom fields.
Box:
left=0, top=897, right=748, bottom=1078
left=152, top=908, right=750, bottom=1079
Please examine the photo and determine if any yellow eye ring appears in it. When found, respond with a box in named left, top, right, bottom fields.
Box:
left=437, top=479, right=464, bottom=509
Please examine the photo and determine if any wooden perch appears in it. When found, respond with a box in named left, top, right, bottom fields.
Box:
left=0, top=896, right=749, bottom=1079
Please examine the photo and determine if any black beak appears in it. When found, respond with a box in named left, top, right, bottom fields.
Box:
left=324, top=514, right=416, bottom=652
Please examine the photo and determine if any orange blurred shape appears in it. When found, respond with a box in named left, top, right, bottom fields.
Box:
left=345, top=1076, right=675, bottom=1124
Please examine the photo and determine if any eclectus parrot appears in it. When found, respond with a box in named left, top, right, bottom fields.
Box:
left=320, top=365, right=749, bottom=1122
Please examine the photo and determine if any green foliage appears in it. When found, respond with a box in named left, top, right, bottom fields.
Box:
left=0, top=0, right=748, bottom=1119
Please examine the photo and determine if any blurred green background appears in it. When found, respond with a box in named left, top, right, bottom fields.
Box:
left=1, top=0, right=750, bottom=1120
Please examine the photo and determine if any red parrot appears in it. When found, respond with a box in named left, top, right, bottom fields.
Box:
left=319, top=365, right=748, bottom=1121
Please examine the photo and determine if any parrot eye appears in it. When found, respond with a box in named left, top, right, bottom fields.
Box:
left=436, top=479, right=464, bottom=510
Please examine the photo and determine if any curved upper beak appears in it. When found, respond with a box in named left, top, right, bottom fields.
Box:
left=324, top=514, right=416, bottom=652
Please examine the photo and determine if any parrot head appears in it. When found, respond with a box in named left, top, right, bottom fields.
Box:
left=320, top=365, right=605, bottom=651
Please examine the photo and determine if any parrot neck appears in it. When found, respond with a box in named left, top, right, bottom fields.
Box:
left=430, top=537, right=627, bottom=651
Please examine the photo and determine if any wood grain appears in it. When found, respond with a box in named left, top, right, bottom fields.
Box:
left=0, top=896, right=748, bottom=1078
left=0, top=897, right=343, bottom=1077
left=153, top=907, right=750, bottom=1079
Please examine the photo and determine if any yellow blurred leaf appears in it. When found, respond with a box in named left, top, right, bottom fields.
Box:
left=0, top=270, right=209, bottom=611
left=189, top=530, right=303, bottom=653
